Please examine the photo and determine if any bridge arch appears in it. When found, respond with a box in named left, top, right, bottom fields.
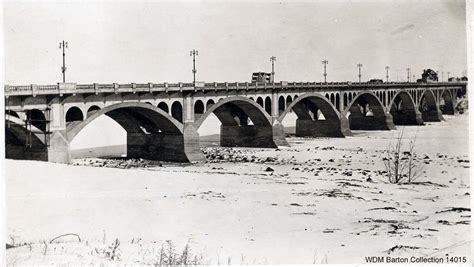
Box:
left=286, top=95, right=293, bottom=108
left=345, top=91, right=395, bottom=130
left=65, top=106, right=84, bottom=123
left=6, top=120, right=48, bottom=161
left=440, top=89, right=455, bottom=115
left=264, top=96, right=272, bottom=115
left=206, top=99, right=215, bottom=109
left=87, top=105, right=101, bottom=117
left=278, top=92, right=348, bottom=137
left=193, top=96, right=277, bottom=148
left=194, top=100, right=205, bottom=118
left=256, top=97, right=264, bottom=107
left=157, top=102, right=169, bottom=113
left=388, top=90, right=423, bottom=125
left=24, top=109, right=48, bottom=132
left=65, top=102, right=195, bottom=162
left=171, top=101, right=183, bottom=123
left=278, top=96, right=285, bottom=115
left=419, top=89, right=443, bottom=122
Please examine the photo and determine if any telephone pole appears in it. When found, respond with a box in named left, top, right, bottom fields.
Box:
left=59, top=40, right=68, bottom=83
left=270, top=56, right=276, bottom=82
left=357, top=63, right=363, bottom=82
left=322, top=60, right=328, bottom=83
left=385, top=66, right=390, bottom=82
left=190, top=49, right=198, bottom=84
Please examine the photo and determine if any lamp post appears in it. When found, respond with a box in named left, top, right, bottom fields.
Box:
left=385, top=66, right=390, bottom=82
left=357, top=63, right=363, bottom=82
left=406, top=68, right=411, bottom=82
left=322, top=60, right=328, bottom=83
left=270, top=56, right=276, bottom=82
left=190, top=49, right=198, bottom=84
left=59, top=40, right=68, bottom=83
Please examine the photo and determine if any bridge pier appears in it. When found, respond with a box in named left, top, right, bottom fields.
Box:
left=271, top=122, right=290, bottom=146
left=441, top=100, right=455, bottom=115
left=421, top=108, right=444, bottom=122
left=127, top=126, right=203, bottom=162
left=295, top=118, right=347, bottom=137
left=220, top=125, right=277, bottom=148
left=48, top=130, right=71, bottom=163
left=348, top=112, right=396, bottom=130
left=392, top=110, right=424, bottom=125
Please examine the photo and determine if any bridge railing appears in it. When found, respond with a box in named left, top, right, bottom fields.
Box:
left=4, top=81, right=468, bottom=97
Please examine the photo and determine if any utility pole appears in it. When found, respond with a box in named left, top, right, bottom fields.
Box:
left=190, top=49, right=198, bottom=84
left=385, top=66, right=390, bottom=82
left=59, top=40, right=68, bottom=83
left=270, top=56, right=276, bottom=82
left=357, top=63, right=363, bottom=82
left=322, top=60, right=328, bottom=83
left=406, top=68, right=411, bottom=82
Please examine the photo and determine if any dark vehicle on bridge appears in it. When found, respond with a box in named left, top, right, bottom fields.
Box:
left=449, top=76, right=468, bottom=82
left=368, top=79, right=384, bottom=84
left=251, top=72, right=274, bottom=83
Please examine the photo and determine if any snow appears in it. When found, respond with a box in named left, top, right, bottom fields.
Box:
left=5, top=113, right=470, bottom=264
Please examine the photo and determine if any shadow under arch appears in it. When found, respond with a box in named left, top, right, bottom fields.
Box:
left=193, top=96, right=281, bottom=148
left=65, top=102, right=199, bottom=162
left=345, top=91, right=395, bottom=130
left=5, top=120, right=48, bottom=161
left=419, top=89, right=443, bottom=122
left=388, top=90, right=424, bottom=125
left=440, top=89, right=455, bottom=115
left=278, top=92, right=350, bottom=137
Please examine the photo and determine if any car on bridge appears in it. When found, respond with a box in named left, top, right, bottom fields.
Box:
left=368, top=79, right=384, bottom=84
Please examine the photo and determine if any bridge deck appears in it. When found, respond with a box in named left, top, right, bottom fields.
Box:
left=4, top=81, right=467, bottom=97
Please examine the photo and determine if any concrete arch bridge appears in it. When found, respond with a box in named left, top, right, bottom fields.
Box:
left=4, top=81, right=467, bottom=163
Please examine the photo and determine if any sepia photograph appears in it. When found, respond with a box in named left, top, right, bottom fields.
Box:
left=2, top=0, right=471, bottom=265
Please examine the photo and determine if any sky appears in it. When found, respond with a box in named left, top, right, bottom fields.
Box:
left=2, top=0, right=468, bottom=85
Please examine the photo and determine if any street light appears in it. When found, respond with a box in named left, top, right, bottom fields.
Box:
left=59, top=40, right=68, bottom=83
left=406, top=68, right=411, bottom=82
left=357, top=63, right=363, bottom=82
left=322, top=60, right=328, bottom=83
left=385, top=66, right=390, bottom=82
left=190, top=49, right=198, bottom=84
left=270, top=56, right=276, bottom=82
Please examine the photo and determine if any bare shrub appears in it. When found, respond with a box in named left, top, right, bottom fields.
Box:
left=154, top=241, right=202, bottom=266
left=96, top=238, right=121, bottom=261
left=384, top=127, right=424, bottom=184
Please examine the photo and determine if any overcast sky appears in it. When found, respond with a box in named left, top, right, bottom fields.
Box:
left=3, top=0, right=467, bottom=85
